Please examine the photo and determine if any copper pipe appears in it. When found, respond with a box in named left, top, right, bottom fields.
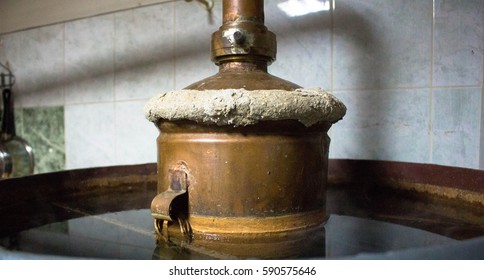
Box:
left=223, top=0, right=264, bottom=24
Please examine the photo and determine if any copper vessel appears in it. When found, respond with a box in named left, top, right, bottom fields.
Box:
left=147, top=0, right=345, bottom=241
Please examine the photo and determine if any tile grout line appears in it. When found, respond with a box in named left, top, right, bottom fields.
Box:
left=62, top=22, right=69, bottom=170
left=327, top=0, right=334, bottom=142
left=429, top=0, right=435, bottom=164
left=331, top=85, right=482, bottom=93
left=62, top=22, right=67, bottom=108
left=173, top=2, right=177, bottom=90
left=113, top=13, right=118, bottom=165
left=480, top=24, right=484, bottom=169
left=330, top=0, right=335, bottom=94
left=111, top=13, right=119, bottom=165
left=480, top=54, right=484, bottom=169
left=113, top=13, right=117, bottom=103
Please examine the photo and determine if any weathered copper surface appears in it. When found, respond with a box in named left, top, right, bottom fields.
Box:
left=151, top=162, right=189, bottom=221
left=222, top=0, right=264, bottom=24
left=185, top=61, right=300, bottom=90
left=154, top=120, right=331, bottom=236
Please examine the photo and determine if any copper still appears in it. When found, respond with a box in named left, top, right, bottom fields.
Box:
left=145, top=0, right=346, bottom=241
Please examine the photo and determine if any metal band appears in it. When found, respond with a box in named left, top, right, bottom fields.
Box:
left=189, top=209, right=327, bottom=235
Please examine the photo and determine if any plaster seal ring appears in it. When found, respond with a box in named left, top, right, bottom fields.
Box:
left=144, top=88, right=346, bottom=127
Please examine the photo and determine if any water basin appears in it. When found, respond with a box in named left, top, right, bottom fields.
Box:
left=0, top=160, right=483, bottom=259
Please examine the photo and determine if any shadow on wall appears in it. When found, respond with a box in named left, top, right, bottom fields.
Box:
left=326, top=2, right=389, bottom=231
left=1, top=2, right=219, bottom=100
left=330, top=1, right=432, bottom=166
left=329, top=2, right=388, bottom=161
left=2, top=1, right=334, bottom=98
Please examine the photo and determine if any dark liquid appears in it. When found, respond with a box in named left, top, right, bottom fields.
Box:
left=0, top=209, right=464, bottom=259
left=0, top=163, right=482, bottom=259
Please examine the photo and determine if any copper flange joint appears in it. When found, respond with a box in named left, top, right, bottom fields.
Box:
left=211, top=21, right=276, bottom=65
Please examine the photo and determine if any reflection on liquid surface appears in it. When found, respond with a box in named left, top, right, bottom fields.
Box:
left=0, top=162, right=483, bottom=259
left=0, top=209, right=457, bottom=259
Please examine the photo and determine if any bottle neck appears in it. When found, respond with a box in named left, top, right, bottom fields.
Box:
left=1, top=88, right=16, bottom=140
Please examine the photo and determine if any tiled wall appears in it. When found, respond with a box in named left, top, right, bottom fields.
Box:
left=0, top=0, right=483, bottom=174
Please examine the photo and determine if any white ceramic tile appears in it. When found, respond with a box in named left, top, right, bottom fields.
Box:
left=114, top=4, right=175, bottom=101
left=115, top=100, right=158, bottom=165
left=433, top=0, right=483, bottom=87
left=266, top=0, right=332, bottom=89
left=0, top=25, right=64, bottom=107
left=329, top=89, right=430, bottom=163
left=64, top=15, right=115, bottom=104
left=174, top=0, right=221, bottom=89
left=65, top=103, right=116, bottom=169
left=481, top=87, right=484, bottom=170
left=0, top=37, right=5, bottom=63
left=432, top=88, right=481, bottom=169
left=333, top=0, right=432, bottom=90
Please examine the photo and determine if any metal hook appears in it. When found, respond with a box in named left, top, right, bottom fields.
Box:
left=198, top=0, right=214, bottom=11
left=185, top=0, right=214, bottom=11
left=183, top=0, right=215, bottom=24
left=0, top=62, right=11, bottom=74
left=0, top=62, right=15, bottom=89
